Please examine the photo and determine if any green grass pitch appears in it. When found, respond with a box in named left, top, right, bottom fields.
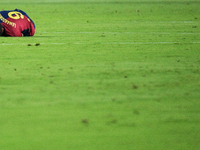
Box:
left=0, top=0, right=200, bottom=149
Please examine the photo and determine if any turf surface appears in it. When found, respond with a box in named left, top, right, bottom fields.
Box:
left=0, top=0, right=200, bottom=149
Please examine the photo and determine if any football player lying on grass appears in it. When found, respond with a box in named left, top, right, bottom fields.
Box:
left=0, top=9, right=35, bottom=37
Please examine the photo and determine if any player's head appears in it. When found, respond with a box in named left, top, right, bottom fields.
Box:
left=0, top=24, right=3, bottom=36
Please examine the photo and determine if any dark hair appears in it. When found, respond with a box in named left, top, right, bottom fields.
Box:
left=0, top=24, right=3, bottom=36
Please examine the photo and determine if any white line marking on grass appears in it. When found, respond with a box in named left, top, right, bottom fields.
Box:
left=122, top=21, right=199, bottom=23
left=38, top=31, right=200, bottom=35
left=42, top=43, right=67, bottom=45
left=74, top=42, right=200, bottom=45
left=1, top=43, right=14, bottom=45
left=1, top=41, right=200, bottom=46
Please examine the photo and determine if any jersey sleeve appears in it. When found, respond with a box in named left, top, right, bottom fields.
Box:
left=21, top=21, right=35, bottom=36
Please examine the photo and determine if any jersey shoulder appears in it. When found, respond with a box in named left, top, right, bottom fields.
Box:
left=14, top=9, right=36, bottom=28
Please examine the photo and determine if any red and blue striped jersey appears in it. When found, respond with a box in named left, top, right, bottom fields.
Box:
left=0, top=9, right=35, bottom=37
